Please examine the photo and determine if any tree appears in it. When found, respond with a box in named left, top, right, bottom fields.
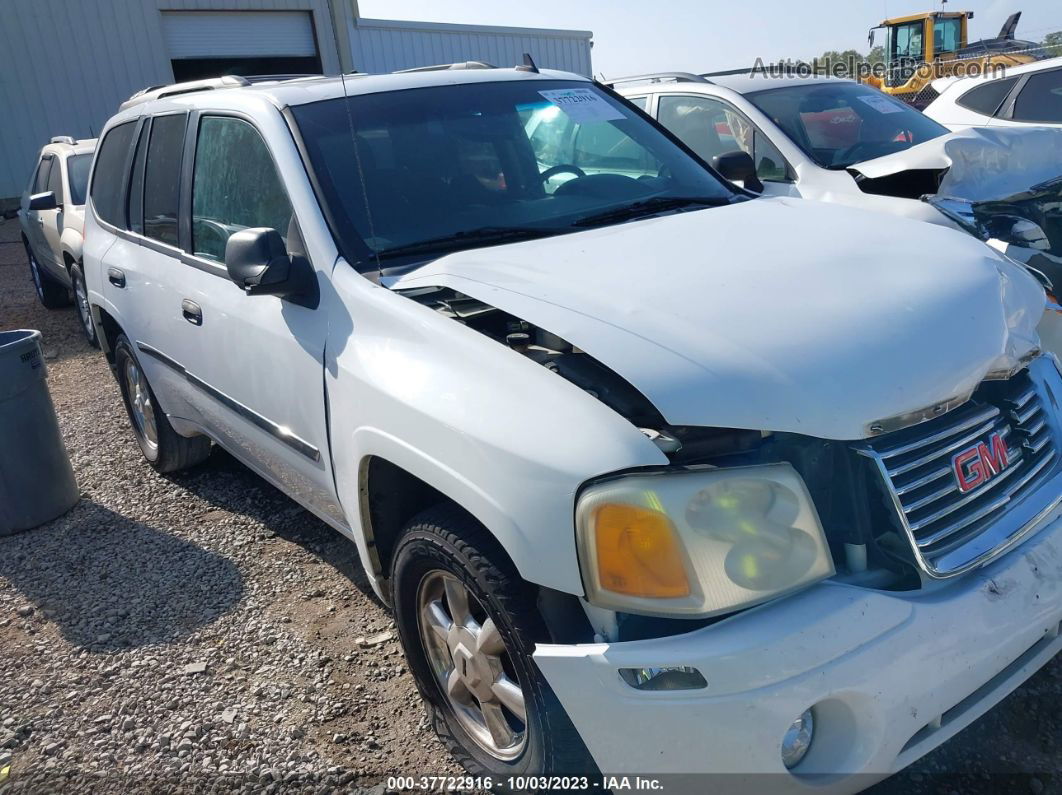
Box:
left=1043, top=31, right=1062, bottom=58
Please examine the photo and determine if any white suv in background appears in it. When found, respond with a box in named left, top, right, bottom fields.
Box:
left=19, top=136, right=98, bottom=344
left=924, top=58, right=1062, bottom=130
left=83, top=69, right=1062, bottom=792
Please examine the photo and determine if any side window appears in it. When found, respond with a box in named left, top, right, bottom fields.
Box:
left=90, top=121, right=137, bottom=228
left=47, top=156, right=63, bottom=203
left=626, top=96, right=648, bottom=111
left=191, top=116, right=294, bottom=262
left=1011, top=70, right=1062, bottom=123
left=33, top=157, right=53, bottom=194
left=657, top=95, right=788, bottom=181
left=126, top=122, right=150, bottom=235
left=143, top=114, right=187, bottom=247
left=957, top=77, right=1018, bottom=116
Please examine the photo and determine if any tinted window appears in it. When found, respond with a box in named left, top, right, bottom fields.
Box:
left=291, top=80, right=734, bottom=271
left=1012, top=70, right=1062, bottom=123
left=746, top=82, right=948, bottom=168
left=127, top=123, right=150, bottom=235
left=192, top=117, right=294, bottom=262
left=67, top=154, right=92, bottom=205
left=957, top=77, right=1018, bottom=116
left=47, top=157, right=63, bottom=201
left=33, top=157, right=52, bottom=193
left=90, top=121, right=136, bottom=227
left=143, top=114, right=186, bottom=247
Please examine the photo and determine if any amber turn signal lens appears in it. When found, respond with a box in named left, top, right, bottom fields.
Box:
left=593, top=503, right=690, bottom=598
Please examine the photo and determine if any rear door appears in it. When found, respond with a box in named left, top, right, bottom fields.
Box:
left=160, top=110, right=342, bottom=524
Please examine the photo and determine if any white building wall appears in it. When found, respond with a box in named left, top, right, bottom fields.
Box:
left=0, top=0, right=593, bottom=204
left=347, top=17, right=593, bottom=76
left=0, top=0, right=342, bottom=204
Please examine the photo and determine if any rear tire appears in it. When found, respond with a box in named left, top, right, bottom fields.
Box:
left=25, top=240, right=70, bottom=309
left=391, top=505, right=596, bottom=785
left=70, top=262, right=99, bottom=347
left=114, top=334, right=211, bottom=473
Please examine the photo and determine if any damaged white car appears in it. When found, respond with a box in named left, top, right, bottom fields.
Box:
left=83, top=67, right=1062, bottom=793
left=614, top=72, right=1062, bottom=356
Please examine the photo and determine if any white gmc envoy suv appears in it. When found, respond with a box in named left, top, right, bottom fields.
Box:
left=83, top=67, right=1062, bottom=792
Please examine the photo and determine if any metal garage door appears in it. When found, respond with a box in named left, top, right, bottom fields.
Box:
left=162, top=11, right=317, bottom=58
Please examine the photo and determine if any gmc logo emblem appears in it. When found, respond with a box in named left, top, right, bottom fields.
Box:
left=952, top=432, right=1010, bottom=493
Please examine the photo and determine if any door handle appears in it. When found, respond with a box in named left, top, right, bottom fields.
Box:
left=181, top=299, right=203, bottom=326
left=107, top=267, right=126, bottom=288
left=37, top=216, right=44, bottom=225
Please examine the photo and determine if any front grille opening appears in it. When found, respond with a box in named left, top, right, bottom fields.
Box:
left=859, top=370, right=1059, bottom=576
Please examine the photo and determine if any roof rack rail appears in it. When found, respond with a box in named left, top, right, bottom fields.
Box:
left=49, top=136, right=76, bottom=145
left=119, top=75, right=250, bottom=111
left=241, top=73, right=322, bottom=84
left=604, top=72, right=712, bottom=87
left=394, top=61, right=496, bottom=73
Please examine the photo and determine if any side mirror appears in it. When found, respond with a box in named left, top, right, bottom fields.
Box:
left=28, top=191, right=58, bottom=211
left=711, top=151, right=764, bottom=193
left=224, top=226, right=319, bottom=309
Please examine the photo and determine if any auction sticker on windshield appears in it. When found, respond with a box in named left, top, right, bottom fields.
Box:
left=856, top=94, right=906, bottom=114
left=538, top=88, right=626, bottom=123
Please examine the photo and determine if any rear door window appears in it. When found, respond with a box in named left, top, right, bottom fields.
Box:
left=126, top=123, right=150, bottom=235
left=143, top=114, right=187, bottom=247
left=1010, top=69, right=1062, bottom=123
left=957, top=77, right=1018, bottom=116
left=90, top=121, right=137, bottom=227
left=191, top=116, right=294, bottom=262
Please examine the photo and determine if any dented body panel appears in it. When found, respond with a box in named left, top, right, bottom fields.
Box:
left=391, top=198, right=1044, bottom=440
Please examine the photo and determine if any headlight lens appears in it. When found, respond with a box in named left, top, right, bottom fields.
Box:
left=576, top=464, right=834, bottom=616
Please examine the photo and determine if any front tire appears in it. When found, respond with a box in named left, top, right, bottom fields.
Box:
left=391, top=505, right=595, bottom=783
left=24, top=240, right=70, bottom=309
left=70, top=262, right=99, bottom=347
left=114, top=334, right=211, bottom=473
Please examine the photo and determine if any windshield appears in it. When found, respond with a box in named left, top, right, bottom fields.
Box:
left=290, top=79, right=736, bottom=272
left=746, top=82, right=949, bottom=169
left=67, top=153, right=92, bottom=206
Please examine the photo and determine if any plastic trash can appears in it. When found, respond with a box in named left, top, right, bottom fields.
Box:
left=0, top=329, right=79, bottom=534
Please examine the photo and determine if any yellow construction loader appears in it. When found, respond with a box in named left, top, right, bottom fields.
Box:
left=863, top=10, right=1045, bottom=105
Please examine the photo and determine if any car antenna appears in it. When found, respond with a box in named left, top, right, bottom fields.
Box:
left=516, top=53, right=540, bottom=73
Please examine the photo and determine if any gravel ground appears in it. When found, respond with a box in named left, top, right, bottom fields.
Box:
left=0, top=215, right=1059, bottom=794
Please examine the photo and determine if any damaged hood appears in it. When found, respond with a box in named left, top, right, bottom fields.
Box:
left=389, top=198, right=1045, bottom=440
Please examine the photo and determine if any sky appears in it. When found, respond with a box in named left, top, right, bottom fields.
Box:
left=357, top=0, right=1061, bottom=78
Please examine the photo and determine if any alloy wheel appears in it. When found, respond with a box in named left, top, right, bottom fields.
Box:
left=124, top=357, right=159, bottom=455
left=74, top=271, right=93, bottom=337
left=417, top=570, right=528, bottom=760
left=29, top=254, right=44, bottom=299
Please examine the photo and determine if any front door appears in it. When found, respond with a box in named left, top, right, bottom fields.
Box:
left=163, top=111, right=342, bottom=525
left=38, top=152, right=67, bottom=278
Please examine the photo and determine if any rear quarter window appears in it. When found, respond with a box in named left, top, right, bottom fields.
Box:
left=956, top=77, right=1018, bottom=116
left=90, top=122, right=137, bottom=227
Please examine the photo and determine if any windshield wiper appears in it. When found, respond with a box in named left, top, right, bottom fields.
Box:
left=375, top=226, right=560, bottom=261
left=572, top=196, right=730, bottom=228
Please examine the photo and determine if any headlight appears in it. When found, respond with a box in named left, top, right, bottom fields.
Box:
left=576, top=464, right=834, bottom=616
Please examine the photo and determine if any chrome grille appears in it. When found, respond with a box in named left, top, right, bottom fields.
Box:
left=858, top=370, right=1060, bottom=577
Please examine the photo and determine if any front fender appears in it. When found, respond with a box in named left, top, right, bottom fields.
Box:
left=326, top=264, right=666, bottom=597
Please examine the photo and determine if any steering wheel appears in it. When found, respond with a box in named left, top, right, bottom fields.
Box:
left=540, top=164, right=586, bottom=182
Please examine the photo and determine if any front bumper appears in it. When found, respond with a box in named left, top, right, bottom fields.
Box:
left=534, top=506, right=1062, bottom=794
